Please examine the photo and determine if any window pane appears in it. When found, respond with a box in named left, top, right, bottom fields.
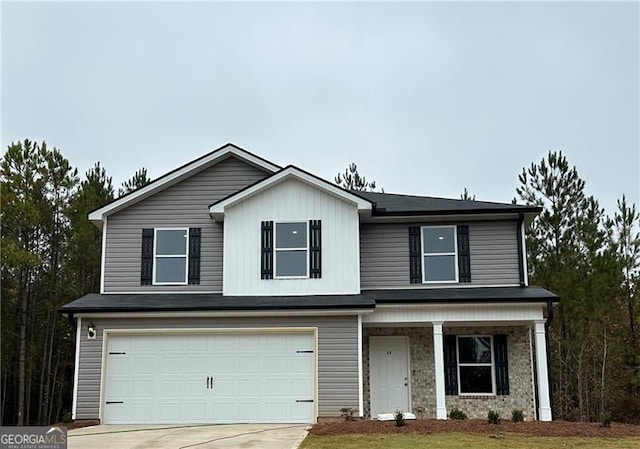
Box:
left=276, top=250, right=307, bottom=277
left=423, top=227, right=455, bottom=253
left=276, top=222, right=307, bottom=249
left=156, top=229, right=188, bottom=255
left=156, top=257, right=186, bottom=283
left=460, top=366, right=493, bottom=393
left=424, top=255, right=456, bottom=282
left=458, top=337, right=492, bottom=363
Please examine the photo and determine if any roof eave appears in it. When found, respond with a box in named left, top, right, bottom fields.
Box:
left=371, top=206, right=542, bottom=217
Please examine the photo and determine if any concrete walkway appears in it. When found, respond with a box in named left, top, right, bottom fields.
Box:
left=68, top=424, right=309, bottom=449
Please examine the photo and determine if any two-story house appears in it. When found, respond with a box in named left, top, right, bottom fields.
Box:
left=60, top=143, right=558, bottom=425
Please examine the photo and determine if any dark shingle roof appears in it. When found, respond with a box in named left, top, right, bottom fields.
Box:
left=59, top=293, right=375, bottom=314
left=353, top=191, right=541, bottom=216
left=362, top=286, right=558, bottom=303
left=59, top=287, right=557, bottom=315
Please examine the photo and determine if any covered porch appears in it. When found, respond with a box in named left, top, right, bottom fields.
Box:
left=360, top=301, right=552, bottom=421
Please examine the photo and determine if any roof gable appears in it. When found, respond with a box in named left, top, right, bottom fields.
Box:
left=209, top=165, right=373, bottom=220
left=88, top=143, right=280, bottom=226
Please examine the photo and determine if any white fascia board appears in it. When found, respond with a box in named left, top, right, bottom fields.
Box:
left=88, top=144, right=280, bottom=226
left=209, top=166, right=373, bottom=220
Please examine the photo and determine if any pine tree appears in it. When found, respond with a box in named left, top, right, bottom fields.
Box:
left=335, top=163, right=378, bottom=191
left=68, top=162, right=114, bottom=296
left=118, top=167, right=151, bottom=197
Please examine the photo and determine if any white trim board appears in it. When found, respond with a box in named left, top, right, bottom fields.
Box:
left=71, top=317, right=81, bottom=420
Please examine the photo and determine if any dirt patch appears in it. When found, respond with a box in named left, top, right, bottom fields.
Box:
left=53, top=419, right=100, bottom=430
left=309, top=419, right=640, bottom=437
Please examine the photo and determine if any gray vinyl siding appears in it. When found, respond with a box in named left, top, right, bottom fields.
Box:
left=103, top=156, right=269, bottom=292
left=360, top=220, right=520, bottom=289
left=75, top=315, right=359, bottom=420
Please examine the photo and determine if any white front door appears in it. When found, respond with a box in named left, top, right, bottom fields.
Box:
left=369, top=336, right=410, bottom=416
left=103, top=332, right=315, bottom=424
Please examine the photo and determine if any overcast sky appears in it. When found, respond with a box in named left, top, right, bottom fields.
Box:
left=2, top=1, right=638, bottom=215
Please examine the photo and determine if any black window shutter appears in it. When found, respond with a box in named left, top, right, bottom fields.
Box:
left=494, top=334, right=510, bottom=395
left=309, top=220, right=322, bottom=278
left=140, top=228, right=154, bottom=285
left=457, top=225, right=471, bottom=283
left=261, top=221, right=273, bottom=279
left=188, top=228, right=201, bottom=285
left=444, top=335, right=459, bottom=395
left=408, top=226, right=422, bottom=283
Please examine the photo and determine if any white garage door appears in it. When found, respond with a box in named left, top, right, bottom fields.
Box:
left=103, top=332, right=315, bottom=424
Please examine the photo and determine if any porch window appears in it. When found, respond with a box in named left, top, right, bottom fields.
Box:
left=457, top=336, right=494, bottom=394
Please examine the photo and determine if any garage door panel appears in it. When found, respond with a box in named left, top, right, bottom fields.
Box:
left=266, top=357, right=287, bottom=373
left=133, top=356, right=156, bottom=373
left=131, top=337, right=155, bottom=351
left=131, top=379, right=154, bottom=398
left=289, top=356, right=313, bottom=373
left=105, top=332, right=314, bottom=424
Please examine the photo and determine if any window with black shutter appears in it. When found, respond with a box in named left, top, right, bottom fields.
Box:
left=140, top=227, right=201, bottom=285
left=262, top=220, right=322, bottom=280
left=409, top=224, right=472, bottom=284
left=448, top=334, right=509, bottom=396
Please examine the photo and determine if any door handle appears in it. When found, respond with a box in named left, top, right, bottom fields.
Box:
left=206, top=376, right=210, bottom=389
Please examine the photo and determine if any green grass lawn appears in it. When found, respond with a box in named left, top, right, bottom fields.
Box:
left=300, top=432, right=640, bottom=449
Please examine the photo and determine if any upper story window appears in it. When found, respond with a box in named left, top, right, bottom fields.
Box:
left=275, top=222, right=308, bottom=278
left=154, top=228, right=188, bottom=285
left=457, top=335, right=494, bottom=395
left=261, top=220, right=321, bottom=280
left=422, top=226, right=458, bottom=283
left=140, top=227, right=201, bottom=286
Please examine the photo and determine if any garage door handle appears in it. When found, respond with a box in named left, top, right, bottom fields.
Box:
left=106, top=401, right=124, bottom=404
left=296, top=399, right=314, bottom=403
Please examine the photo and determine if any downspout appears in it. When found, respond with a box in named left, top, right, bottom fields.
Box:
left=516, top=213, right=526, bottom=287
left=66, top=312, right=75, bottom=330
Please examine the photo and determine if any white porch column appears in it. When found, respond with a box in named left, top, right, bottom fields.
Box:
left=432, top=321, right=447, bottom=419
left=535, top=320, right=552, bottom=421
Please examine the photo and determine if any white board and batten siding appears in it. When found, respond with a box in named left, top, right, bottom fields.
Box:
left=223, top=178, right=361, bottom=296
left=74, top=316, right=359, bottom=421
left=360, top=220, right=521, bottom=289
left=103, top=156, right=270, bottom=293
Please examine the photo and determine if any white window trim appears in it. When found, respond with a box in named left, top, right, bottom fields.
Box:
left=274, top=220, right=309, bottom=279
left=456, top=335, right=496, bottom=396
left=421, top=225, right=459, bottom=284
left=153, top=227, right=189, bottom=285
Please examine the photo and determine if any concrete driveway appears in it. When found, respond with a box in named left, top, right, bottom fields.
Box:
left=68, top=424, right=309, bottom=449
